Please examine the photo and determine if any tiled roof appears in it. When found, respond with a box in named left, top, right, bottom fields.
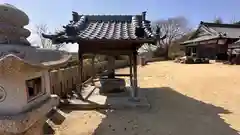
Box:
left=182, top=22, right=240, bottom=45
left=80, top=15, right=154, bottom=40
left=201, top=22, right=240, bottom=39
left=45, top=12, right=156, bottom=42
left=183, top=35, right=219, bottom=44
left=77, top=15, right=143, bottom=40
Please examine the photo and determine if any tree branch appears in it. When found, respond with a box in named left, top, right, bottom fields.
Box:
left=33, top=24, right=65, bottom=50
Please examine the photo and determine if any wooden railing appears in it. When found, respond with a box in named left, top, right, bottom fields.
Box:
left=49, top=60, right=129, bottom=98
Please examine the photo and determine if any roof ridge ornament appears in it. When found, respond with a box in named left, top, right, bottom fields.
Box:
left=72, top=11, right=80, bottom=22
left=218, top=32, right=227, bottom=37
left=42, top=11, right=83, bottom=39
left=142, top=11, right=146, bottom=21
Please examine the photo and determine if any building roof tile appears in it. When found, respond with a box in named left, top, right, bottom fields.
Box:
left=73, top=14, right=153, bottom=40
left=201, top=21, right=240, bottom=39
left=182, top=21, right=240, bottom=45
left=42, top=12, right=159, bottom=43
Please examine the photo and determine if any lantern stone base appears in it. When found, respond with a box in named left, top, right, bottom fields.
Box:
left=0, top=95, right=59, bottom=135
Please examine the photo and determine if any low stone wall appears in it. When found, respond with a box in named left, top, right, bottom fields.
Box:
left=146, top=57, right=166, bottom=62
left=138, top=56, right=166, bottom=65
left=49, top=60, right=129, bottom=97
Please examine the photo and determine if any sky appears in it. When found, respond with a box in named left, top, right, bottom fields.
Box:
left=2, top=0, right=240, bottom=52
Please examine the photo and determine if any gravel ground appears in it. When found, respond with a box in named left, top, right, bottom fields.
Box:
left=54, top=61, right=240, bottom=135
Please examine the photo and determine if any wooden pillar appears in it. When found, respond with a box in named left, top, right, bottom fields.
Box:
left=185, top=47, right=190, bottom=56
left=228, top=48, right=233, bottom=63
left=132, top=50, right=138, bottom=98
left=190, top=47, right=193, bottom=56
left=196, top=46, right=199, bottom=57
left=91, top=55, right=95, bottom=85
left=129, top=54, right=133, bottom=87
left=77, top=44, right=83, bottom=99
left=107, top=55, right=115, bottom=78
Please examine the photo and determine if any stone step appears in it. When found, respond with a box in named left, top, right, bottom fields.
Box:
left=46, top=108, right=67, bottom=125
left=60, top=98, right=110, bottom=110
left=59, top=92, right=150, bottom=111
left=45, top=108, right=68, bottom=135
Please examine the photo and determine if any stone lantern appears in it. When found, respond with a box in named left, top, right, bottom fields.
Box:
left=0, top=4, right=71, bottom=135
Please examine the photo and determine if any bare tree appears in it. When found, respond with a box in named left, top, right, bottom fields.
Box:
left=139, top=43, right=157, bottom=53
left=153, top=16, right=190, bottom=58
left=34, top=24, right=65, bottom=50
left=213, top=17, right=223, bottom=24
left=35, top=24, right=52, bottom=48
left=54, top=28, right=66, bottom=50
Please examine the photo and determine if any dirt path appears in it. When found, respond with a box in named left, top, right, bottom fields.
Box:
left=56, top=61, right=240, bottom=135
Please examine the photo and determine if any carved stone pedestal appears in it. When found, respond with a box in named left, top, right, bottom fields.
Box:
left=0, top=95, right=59, bottom=135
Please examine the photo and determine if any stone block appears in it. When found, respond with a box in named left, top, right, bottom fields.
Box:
left=0, top=95, right=59, bottom=135
left=99, top=78, right=126, bottom=94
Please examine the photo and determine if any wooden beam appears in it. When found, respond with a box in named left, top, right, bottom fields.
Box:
left=98, top=74, right=132, bottom=77
left=83, top=50, right=133, bottom=55
left=115, top=74, right=132, bottom=77
left=82, top=77, right=94, bottom=86
left=78, top=38, right=155, bottom=44
left=96, top=74, right=132, bottom=77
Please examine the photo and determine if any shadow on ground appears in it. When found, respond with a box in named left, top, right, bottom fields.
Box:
left=92, top=87, right=239, bottom=135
